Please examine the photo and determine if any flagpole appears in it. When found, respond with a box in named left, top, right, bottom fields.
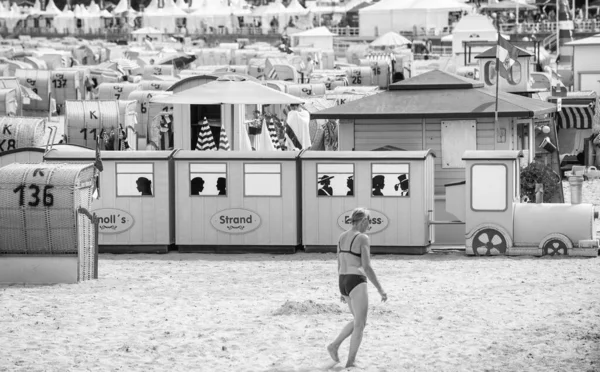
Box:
left=495, top=18, right=500, bottom=129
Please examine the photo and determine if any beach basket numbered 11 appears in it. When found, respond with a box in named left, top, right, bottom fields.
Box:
left=0, top=162, right=98, bottom=280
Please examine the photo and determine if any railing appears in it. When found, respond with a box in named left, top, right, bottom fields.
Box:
left=328, top=26, right=360, bottom=37
left=542, top=33, right=557, bottom=52
left=3, top=26, right=278, bottom=40
left=329, top=20, right=600, bottom=39
left=498, top=20, right=600, bottom=34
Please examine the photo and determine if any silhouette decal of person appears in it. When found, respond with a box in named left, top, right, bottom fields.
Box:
left=191, top=177, right=205, bottom=195
left=318, top=175, right=334, bottom=196
left=372, top=175, right=385, bottom=196
left=136, top=177, right=153, bottom=196
left=346, top=176, right=354, bottom=196
left=394, top=174, right=409, bottom=196
left=217, top=177, right=227, bottom=196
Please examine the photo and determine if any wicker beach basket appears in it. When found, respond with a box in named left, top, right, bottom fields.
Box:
left=127, top=90, right=171, bottom=137
left=51, top=70, right=82, bottom=113
left=14, top=69, right=52, bottom=114
left=0, top=162, right=96, bottom=266
left=97, top=82, right=142, bottom=101
left=0, top=88, right=18, bottom=116
left=0, top=116, right=46, bottom=151
left=65, top=100, right=120, bottom=149
left=142, top=65, right=176, bottom=80
left=139, top=80, right=174, bottom=91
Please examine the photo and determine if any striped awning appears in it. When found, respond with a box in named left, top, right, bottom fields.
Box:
left=557, top=105, right=594, bottom=129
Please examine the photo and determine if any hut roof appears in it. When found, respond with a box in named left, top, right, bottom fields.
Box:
left=311, top=69, right=556, bottom=120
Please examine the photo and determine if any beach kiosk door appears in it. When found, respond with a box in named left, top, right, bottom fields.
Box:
left=300, top=151, right=435, bottom=254
left=173, top=151, right=301, bottom=253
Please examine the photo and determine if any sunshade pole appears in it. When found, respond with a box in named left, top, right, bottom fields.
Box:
left=494, top=17, right=500, bottom=131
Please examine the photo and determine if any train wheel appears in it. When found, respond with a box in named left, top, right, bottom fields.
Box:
left=473, top=228, right=508, bottom=256
left=542, top=239, right=568, bottom=256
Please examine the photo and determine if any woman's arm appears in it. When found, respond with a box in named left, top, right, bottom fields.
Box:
left=359, top=235, right=386, bottom=299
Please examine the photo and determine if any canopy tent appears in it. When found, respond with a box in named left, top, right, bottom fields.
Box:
left=370, top=31, right=411, bottom=48
left=0, top=4, right=26, bottom=30
left=143, top=0, right=187, bottom=33
left=451, top=13, right=500, bottom=56
left=73, top=4, right=103, bottom=32
left=100, top=9, right=114, bottom=18
left=112, top=0, right=138, bottom=15
left=251, top=0, right=288, bottom=33
left=187, top=0, right=236, bottom=32
left=151, top=79, right=304, bottom=105
left=30, top=0, right=62, bottom=17
left=290, top=26, right=335, bottom=49
left=53, top=5, right=75, bottom=33
left=359, top=0, right=473, bottom=35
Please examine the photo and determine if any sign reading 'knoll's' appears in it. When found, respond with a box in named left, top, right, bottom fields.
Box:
left=95, top=208, right=135, bottom=234
left=337, top=209, right=389, bottom=234
left=211, top=208, right=261, bottom=234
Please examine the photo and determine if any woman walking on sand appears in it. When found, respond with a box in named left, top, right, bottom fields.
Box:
left=328, top=208, right=387, bottom=368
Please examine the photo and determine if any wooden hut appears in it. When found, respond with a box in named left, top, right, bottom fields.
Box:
left=300, top=151, right=435, bottom=254
left=311, top=69, right=557, bottom=246
left=173, top=151, right=300, bottom=253
left=44, top=149, right=177, bottom=254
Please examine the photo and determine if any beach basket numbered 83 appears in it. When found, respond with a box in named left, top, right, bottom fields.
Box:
left=0, top=163, right=98, bottom=280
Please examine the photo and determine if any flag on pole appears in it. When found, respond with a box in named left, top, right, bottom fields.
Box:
left=219, top=125, right=231, bottom=151
left=496, top=36, right=519, bottom=79
left=195, top=118, right=217, bottom=151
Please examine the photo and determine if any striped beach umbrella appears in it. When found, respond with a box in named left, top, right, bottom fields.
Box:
left=267, top=118, right=282, bottom=150
left=219, top=125, right=231, bottom=151
left=195, top=118, right=217, bottom=151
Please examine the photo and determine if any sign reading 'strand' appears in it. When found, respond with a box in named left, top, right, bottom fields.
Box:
left=337, top=209, right=389, bottom=234
left=95, top=208, right=135, bottom=234
left=211, top=208, right=261, bottom=234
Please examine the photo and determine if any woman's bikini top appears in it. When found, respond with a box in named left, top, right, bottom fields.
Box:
left=339, top=232, right=362, bottom=258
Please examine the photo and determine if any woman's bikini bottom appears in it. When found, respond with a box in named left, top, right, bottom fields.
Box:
left=339, top=274, right=367, bottom=297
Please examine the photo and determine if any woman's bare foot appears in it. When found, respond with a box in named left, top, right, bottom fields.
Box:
left=345, top=359, right=356, bottom=368
left=327, top=343, right=340, bottom=363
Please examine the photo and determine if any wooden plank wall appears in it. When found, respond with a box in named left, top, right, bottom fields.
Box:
left=355, top=117, right=497, bottom=195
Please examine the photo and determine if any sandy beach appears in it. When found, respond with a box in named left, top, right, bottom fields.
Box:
left=1, top=184, right=599, bottom=372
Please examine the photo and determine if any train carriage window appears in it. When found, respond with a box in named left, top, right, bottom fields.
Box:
left=116, top=163, right=154, bottom=197
left=471, top=164, right=507, bottom=211
left=316, top=163, right=354, bottom=197
left=190, top=163, right=227, bottom=196
left=371, top=163, right=410, bottom=197
left=244, top=163, right=281, bottom=196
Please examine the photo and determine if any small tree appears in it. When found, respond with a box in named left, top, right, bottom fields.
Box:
left=520, top=161, right=561, bottom=203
